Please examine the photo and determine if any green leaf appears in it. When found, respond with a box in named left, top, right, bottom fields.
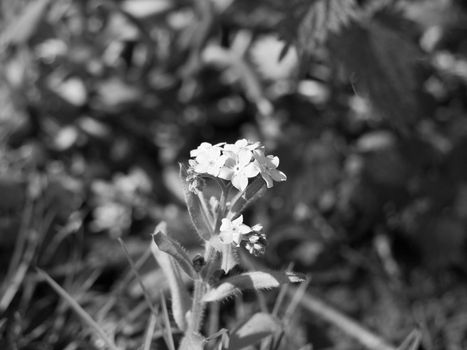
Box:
left=153, top=231, right=197, bottom=279
left=203, top=270, right=305, bottom=302
left=279, top=0, right=358, bottom=56
left=329, top=7, right=422, bottom=127
left=221, top=243, right=239, bottom=274
left=180, top=163, right=212, bottom=241
left=151, top=222, right=191, bottom=331
left=226, top=312, right=281, bottom=350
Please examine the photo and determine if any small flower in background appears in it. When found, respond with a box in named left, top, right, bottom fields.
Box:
left=91, top=201, right=131, bottom=237
left=219, top=215, right=253, bottom=246
left=253, top=149, right=287, bottom=188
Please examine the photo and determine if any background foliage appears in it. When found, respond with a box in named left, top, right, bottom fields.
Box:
left=1, top=0, right=467, bottom=349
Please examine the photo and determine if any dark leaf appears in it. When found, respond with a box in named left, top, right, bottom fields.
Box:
left=153, top=231, right=197, bottom=279
left=329, top=9, right=423, bottom=127
left=180, top=163, right=212, bottom=241
left=203, top=270, right=304, bottom=302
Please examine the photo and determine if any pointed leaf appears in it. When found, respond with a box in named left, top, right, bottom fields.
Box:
left=151, top=222, right=191, bottom=331
left=153, top=231, right=197, bottom=279
left=329, top=8, right=422, bottom=128
left=203, top=270, right=305, bottom=303
left=227, top=312, right=281, bottom=350
left=180, top=163, right=212, bottom=240
left=221, top=244, right=239, bottom=274
left=279, top=0, right=358, bottom=56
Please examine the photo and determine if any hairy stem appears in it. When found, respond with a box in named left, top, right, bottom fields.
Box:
left=189, top=278, right=206, bottom=334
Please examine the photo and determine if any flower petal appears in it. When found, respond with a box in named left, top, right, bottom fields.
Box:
left=232, top=173, right=248, bottom=191
left=243, top=162, right=260, bottom=178
left=238, top=149, right=252, bottom=167
left=232, top=215, right=244, bottom=225
left=218, top=167, right=234, bottom=180
left=238, top=224, right=252, bottom=234
left=261, top=173, right=274, bottom=188
left=220, top=218, right=231, bottom=231
left=270, top=169, right=287, bottom=182
left=268, top=155, right=279, bottom=168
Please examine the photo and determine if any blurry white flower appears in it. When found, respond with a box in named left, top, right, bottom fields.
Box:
left=253, top=149, right=287, bottom=188
left=219, top=215, right=252, bottom=245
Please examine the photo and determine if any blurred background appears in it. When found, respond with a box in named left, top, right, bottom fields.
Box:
left=1, top=0, right=467, bottom=349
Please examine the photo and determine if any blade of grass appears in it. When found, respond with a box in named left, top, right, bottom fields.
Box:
left=0, top=229, right=38, bottom=312
left=97, top=246, right=152, bottom=321
left=36, top=268, right=120, bottom=350
left=118, top=239, right=176, bottom=350
left=142, top=313, right=157, bottom=350
left=271, top=263, right=295, bottom=317
left=118, top=239, right=158, bottom=316
left=283, top=276, right=311, bottom=321
left=288, top=287, right=396, bottom=350
left=160, top=291, right=176, bottom=350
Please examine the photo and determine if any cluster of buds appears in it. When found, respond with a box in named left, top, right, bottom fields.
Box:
left=186, top=139, right=286, bottom=257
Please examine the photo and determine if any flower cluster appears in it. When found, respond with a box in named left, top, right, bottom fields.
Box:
left=219, top=215, right=266, bottom=256
left=189, top=139, right=286, bottom=191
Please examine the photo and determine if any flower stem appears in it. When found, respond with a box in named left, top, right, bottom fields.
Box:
left=189, top=277, right=206, bottom=334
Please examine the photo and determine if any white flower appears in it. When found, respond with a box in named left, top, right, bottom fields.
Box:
left=223, top=139, right=260, bottom=154
left=219, top=215, right=252, bottom=245
left=253, top=149, right=287, bottom=188
left=218, top=149, right=260, bottom=191
left=190, top=142, right=226, bottom=176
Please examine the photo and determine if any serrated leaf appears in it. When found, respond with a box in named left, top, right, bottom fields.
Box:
left=151, top=222, right=191, bottom=331
left=279, top=0, right=358, bottom=56
left=153, top=231, right=197, bottom=279
left=180, top=164, right=212, bottom=241
left=203, top=270, right=305, bottom=302
left=397, top=330, right=421, bottom=350
left=226, top=312, right=281, bottom=350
